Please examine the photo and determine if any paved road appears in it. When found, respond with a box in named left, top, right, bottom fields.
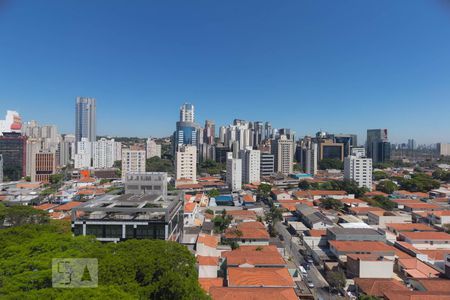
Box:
left=275, top=222, right=340, bottom=300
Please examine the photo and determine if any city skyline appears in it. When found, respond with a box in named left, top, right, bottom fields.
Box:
left=2, top=1, right=450, bottom=143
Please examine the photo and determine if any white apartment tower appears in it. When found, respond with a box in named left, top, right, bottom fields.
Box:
left=74, top=138, right=92, bottom=169
left=146, top=138, right=162, bottom=158
left=344, top=154, right=373, bottom=191
left=93, top=138, right=118, bottom=169
left=241, top=147, right=260, bottom=184
left=226, top=152, right=242, bottom=191
left=121, top=149, right=146, bottom=180
left=176, top=145, right=197, bottom=181
left=272, top=135, right=294, bottom=176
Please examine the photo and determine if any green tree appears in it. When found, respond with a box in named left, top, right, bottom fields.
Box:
left=326, top=269, right=346, bottom=291
left=207, top=189, right=220, bottom=198
left=199, top=160, right=224, bottom=175
left=24, top=176, right=31, bottom=182
left=264, top=206, right=282, bottom=237
left=319, top=197, right=344, bottom=210
left=373, top=171, right=388, bottom=181
left=298, top=180, right=312, bottom=190
left=319, top=158, right=344, bottom=170
left=397, top=173, right=440, bottom=192
left=49, top=174, right=64, bottom=185
left=365, top=195, right=396, bottom=211
left=0, top=204, right=49, bottom=227
left=212, top=210, right=233, bottom=233
left=145, top=157, right=174, bottom=174
left=376, top=180, right=398, bottom=194
left=257, top=183, right=272, bottom=199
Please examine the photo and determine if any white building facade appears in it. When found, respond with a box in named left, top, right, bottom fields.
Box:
left=344, top=154, right=373, bottom=190
left=121, top=149, right=146, bottom=179
left=241, top=147, right=260, bottom=184
left=176, top=145, right=197, bottom=181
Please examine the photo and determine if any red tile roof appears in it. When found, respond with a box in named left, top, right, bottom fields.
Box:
left=227, top=268, right=295, bottom=288
left=415, top=279, right=450, bottom=292
left=222, top=245, right=285, bottom=266
left=306, top=229, right=327, bottom=237
left=349, top=206, right=385, bottom=215
left=365, top=191, right=389, bottom=197
left=400, top=231, right=450, bottom=241
left=209, top=287, right=298, bottom=300
left=54, top=201, right=83, bottom=211
left=197, top=234, right=219, bottom=248
left=197, top=255, right=219, bottom=266
left=34, top=203, right=59, bottom=211
left=403, top=203, right=440, bottom=210
left=354, top=278, right=408, bottom=297
left=386, top=223, right=437, bottom=232
left=184, top=202, right=197, bottom=214
left=224, top=222, right=269, bottom=240
left=198, top=278, right=223, bottom=293
left=398, top=258, right=440, bottom=278
left=383, top=290, right=450, bottom=300
left=330, top=241, right=399, bottom=255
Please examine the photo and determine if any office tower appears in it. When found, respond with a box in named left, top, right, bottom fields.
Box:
left=74, top=138, right=92, bottom=169
left=241, top=147, right=260, bottom=184
left=264, top=122, right=272, bottom=140
left=334, top=134, right=358, bottom=157
left=26, top=138, right=42, bottom=177
left=196, top=127, right=204, bottom=149
left=215, top=145, right=229, bottom=164
left=146, top=138, right=161, bottom=159
left=253, top=121, right=264, bottom=148
left=219, top=126, right=226, bottom=144
left=174, top=103, right=200, bottom=152
left=59, top=134, right=75, bottom=167
left=176, top=145, right=197, bottom=181
left=0, top=110, right=22, bottom=135
left=407, top=139, right=416, bottom=150
left=0, top=154, right=3, bottom=183
left=437, top=143, right=450, bottom=156
left=180, top=103, right=195, bottom=122
left=93, top=138, right=118, bottom=168
left=278, top=128, right=295, bottom=141
left=272, top=135, right=294, bottom=176
left=298, top=137, right=318, bottom=175
left=204, top=120, right=215, bottom=145
left=344, top=154, right=373, bottom=191
left=319, top=140, right=344, bottom=161
left=366, top=129, right=390, bottom=163
left=0, top=132, right=27, bottom=180
left=75, top=97, right=96, bottom=143
left=260, top=152, right=275, bottom=177
left=32, top=152, right=56, bottom=182
left=226, top=151, right=242, bottom=191
left=122, top=149, right=146, bottom=180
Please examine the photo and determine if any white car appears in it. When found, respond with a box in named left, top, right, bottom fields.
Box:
left=307, top=280, right=315, bottom=288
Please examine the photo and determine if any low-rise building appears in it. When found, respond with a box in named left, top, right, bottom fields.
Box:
left=227, top=267, right=295, bottom=288
left=347, top=254, right=394, bottom=279
left=326, top=227, right=385, bottom=242
left=224, top=222, right=270, bottom=246
left=399, top=231, right=450, bottom=250
left=367, top=211, right=412, bottom=228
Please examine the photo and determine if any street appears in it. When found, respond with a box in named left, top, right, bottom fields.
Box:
left=275, top=222, right=341, bottom=300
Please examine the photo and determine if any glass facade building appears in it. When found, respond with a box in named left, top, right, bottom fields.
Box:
left=0, top=132, right=27, bottom=181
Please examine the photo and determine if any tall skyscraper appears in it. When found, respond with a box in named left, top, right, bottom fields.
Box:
left=176, top=145, right=197, bottom=182
left=366, top=129, right=390, bottom=163
left=0, top=132, right=27, bottom=181
left=180, top=103, right=195, bottom=122
left=174, top=103, right=200, bottom=152
left=75, top=97, right=96, bottom=143
left=272, top=135, right=294, bottom=176
left=93, top=138, right=119, bottom=169
left=204, top=120, right=215, bottom=145
left=298, top=137, right=318, bottom=175
left=241, top=147, right=260, bottom=184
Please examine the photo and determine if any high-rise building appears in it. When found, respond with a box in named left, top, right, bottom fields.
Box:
left=199, top=144, right=216, bottom=163
left=366, top=129, right=390, bottom=163
left=93, top=138, right=119, bottom=169
left=219, top=126, right=226, bottom=144
left=74, top=138, right=92, bottom=169
left=319, top=140, right=344, bottom=161
left=0, top=110, right=22, bottom=135
left=344, top=154, right=373, bottom=191
left=32, top=152, right=56, bottom=182
left=26, top=138, right=42, bottom=177
left=146, top=138, right=161, bottom=159
left=298, top=137, right=318, bottom=175
left=437, top=143, right=450, bottom=156
left=174, top=103, right=200, bottom=152
left=241, top=147, right=260, bottom=184
left=264, top=122, right=272, bottom=140
left=272, top=135, right=294, bottom=176
left=334, top=134, right=358, bottom=157
left=0, top=132, right=27, bottom=181
left=226, top=152, right=242, bottom=191
left=121, top=149, right=146, bottom=180
left=59, top=134, right=75, bottom=167
left=204, top=120, right=215, bottom=145
left=75, top=97, right=96, bottom=143
left=180, top=103, right=195, bottom=122
left=0, top=154, right=3, bottom=183
left=176, top=145, right=197, bottom=182
left=260, top=152, right=275, bottom=177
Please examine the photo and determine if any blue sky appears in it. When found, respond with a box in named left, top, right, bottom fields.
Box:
left=1, top=0, right=450, bottom=144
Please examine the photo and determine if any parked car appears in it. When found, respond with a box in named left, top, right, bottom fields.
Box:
left=306, top=256, right=314, bottom=264
left=307, top=280, right=315, bottom=288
